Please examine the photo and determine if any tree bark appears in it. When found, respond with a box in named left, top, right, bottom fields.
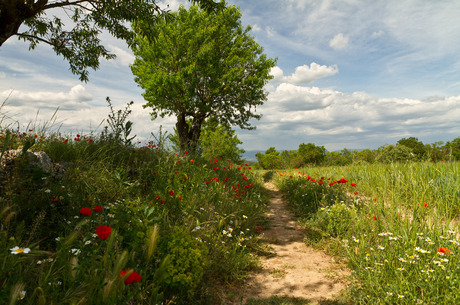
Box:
left=0, top=0, right=48, bottom=46
left=175, top=113, right=205, bottom=153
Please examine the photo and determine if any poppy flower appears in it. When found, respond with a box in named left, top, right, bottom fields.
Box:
left=96, top=225, right=112, bottom=240
left=373, top=216, right=379, bottom=220
left=351, top=183, right=357, bottom=187
left=120, top=270, right=142, bottom=284
left=80, top=207, right=92, bottom=216
left=93, top=205, right=103, bottom=212
left=438, top=247, right=451, bottom=255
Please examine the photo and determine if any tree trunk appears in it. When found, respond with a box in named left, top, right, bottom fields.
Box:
left=175, top=114, right=205, bottom=153
left=0, top=0, right=48, bottom=47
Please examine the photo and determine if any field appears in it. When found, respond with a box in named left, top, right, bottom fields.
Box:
left=275, top=162, right=460, bottom=304
left=1, top=129, right=459, bottom=304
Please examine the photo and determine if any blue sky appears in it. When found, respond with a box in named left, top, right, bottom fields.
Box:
left=1, top=0, right=459, bottom=153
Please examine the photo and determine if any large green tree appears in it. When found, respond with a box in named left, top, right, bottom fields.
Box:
left=0, top=0, right=218, bottom=81
left=131, top=2, right=276, bottom=152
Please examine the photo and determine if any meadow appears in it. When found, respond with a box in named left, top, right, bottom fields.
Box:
left=275, top=161, right=460, bottom=304
left=0, top=129, right=268, bottom=304
left=1, top=126, right=459, bottom=304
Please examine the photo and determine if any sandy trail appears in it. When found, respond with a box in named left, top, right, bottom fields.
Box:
left=237, top=182, right=348, bottom=304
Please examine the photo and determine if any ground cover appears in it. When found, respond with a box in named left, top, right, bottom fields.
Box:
left=275, top=162, right=460, bottom=304
left=0, top=130, right=269, bottom=304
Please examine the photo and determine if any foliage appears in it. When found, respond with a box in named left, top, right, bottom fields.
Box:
left=101, top=98, right=136, bottom=147
left=199, top=119, right=245, bottom=163
left=297, top=142, right=326, bottom=165
left=255, top=147, right=283, bottom=170
left=0, top=0, right=219, bottom=81
left=131, top=2, right=276, bottom=152
left=0, top=121, right=268, bottom=304
left=397, top=137, right=427, bottom=160
left=376, top=144, right=416, bottom=163
left=159, top=227, right=208, bottom=301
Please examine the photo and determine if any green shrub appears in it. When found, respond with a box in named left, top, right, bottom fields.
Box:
left=160, top=227, right=208, bottom=302
left=313, top=202, right=357, bottom=237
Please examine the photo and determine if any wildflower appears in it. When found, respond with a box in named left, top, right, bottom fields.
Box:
left=10, top=246, right=31, bottom=254
left=351, top=183, right=357, bottom=187
left=243, top=215, right=248, bottom=219
left=120, top=270, right=142, bottom=284
left=80, top=207, right=92, bottom=216
left=93, top=205, right=103, bottom=212
left=51, top=196, right=60, bottom=202
left=96, top=225, right=112, bottom=240
left=85, top=240, right=92, bottom=245
left=438, top=247, right=451, bottom=255
left=55, top=237, right=60, bottom=241
left=378, top=245, right=385, bottom=250
left=70, top=248, right=81, bottom=255
left=108, top=213, right=115, bottom=218
left=18, top=290, right=26, bottom=300
left=44, top=189, right=51, bottom=193
left=373, top=216, right=379, bottom=220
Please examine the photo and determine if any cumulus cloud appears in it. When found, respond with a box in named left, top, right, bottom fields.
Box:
left=271, top=63, right=338, bottom=85
left=244, top=83, right=460, bottom=151
left=329, top=33, right=349, bottom=50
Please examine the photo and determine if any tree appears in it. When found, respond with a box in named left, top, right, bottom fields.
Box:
left=255, top=147, right=283, bottom=169
left=297, top=142, right=326, bottom=165
left=131, top=2, right=276, bottom=152
left=397, top=137, right=427, bottom=160
left=0, top=0, right=218, bottom=82
left=376, top=144, right=415, bottom=163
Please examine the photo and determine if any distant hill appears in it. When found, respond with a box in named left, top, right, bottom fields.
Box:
left=242, top=150, right=262, bottom=162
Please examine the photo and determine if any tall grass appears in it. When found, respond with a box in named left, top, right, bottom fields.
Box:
left=276, top=162, right=460, bottom=304
left=0, top=128, right=269, bottom=304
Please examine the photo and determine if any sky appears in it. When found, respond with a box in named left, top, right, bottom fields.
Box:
left=1, top=0, right=460, bottom=155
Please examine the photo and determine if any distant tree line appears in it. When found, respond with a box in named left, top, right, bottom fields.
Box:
left=255, top=137, right=460, bottom=169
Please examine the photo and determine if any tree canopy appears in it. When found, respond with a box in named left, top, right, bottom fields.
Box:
left=0, top=0, right=219, bottom=82
left=130, top=2, right=276, bottom=152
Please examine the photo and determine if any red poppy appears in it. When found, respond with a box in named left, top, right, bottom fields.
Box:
left=438, top=247, right=451, bottom=255
left=80, top=207, right=92, bottom=216
left=373, top=216, right=379, bottom=220
left=351, top=183, right=357, bottom=187
left=51, top=196, right=60, bottom=202
left=422, top=202, right=428, bottom=208
left=93, top=205, right=103, bottom=212
left=96, top=225, right=112, bottom=240
left=169, top=189, right=174, bottom=196
left=120, top=270, right=142, bottom=284
left=338, top=178, right=348, bottom=183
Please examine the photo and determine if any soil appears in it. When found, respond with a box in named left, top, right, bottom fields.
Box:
left=230, top=182, right=349, bottom=304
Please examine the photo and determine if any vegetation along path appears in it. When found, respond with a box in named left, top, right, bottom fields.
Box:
left=238, top=182, right=348, bottom=304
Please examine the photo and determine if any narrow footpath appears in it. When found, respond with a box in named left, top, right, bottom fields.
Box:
left=236, top=182, right=348, bottom=304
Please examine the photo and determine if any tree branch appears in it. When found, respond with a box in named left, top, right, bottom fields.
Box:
left=16, top=32, right=56, bottom=47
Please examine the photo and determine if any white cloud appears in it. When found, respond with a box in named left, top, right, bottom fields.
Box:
left=271, top=63, right=338, bottom=85
left=329, top=33, right=349, bottom=50
left=107, top=45, right=135, bottom=66
left=245, top=83, right=460, bottom=151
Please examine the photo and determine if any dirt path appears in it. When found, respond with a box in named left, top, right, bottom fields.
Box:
left=237, top=182, right=348, bottom=304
